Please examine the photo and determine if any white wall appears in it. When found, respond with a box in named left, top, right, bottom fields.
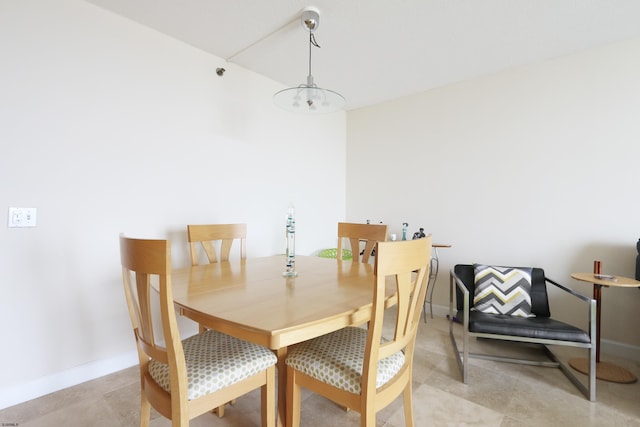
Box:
left=347, top=37, right=640, bottom=357
left=0, top=0, right=346, bottom=408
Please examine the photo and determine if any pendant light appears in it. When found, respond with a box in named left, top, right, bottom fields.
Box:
left=273, top=7, right=346, bottom=114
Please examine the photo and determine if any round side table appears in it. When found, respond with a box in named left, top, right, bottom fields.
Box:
left=569, top=272, right=640, bottom=383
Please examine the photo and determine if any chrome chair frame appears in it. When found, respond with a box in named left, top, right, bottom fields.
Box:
left=449, top=268, right=597, bottom=401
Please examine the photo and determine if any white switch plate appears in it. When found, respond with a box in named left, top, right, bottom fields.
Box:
left=8, top=207, right=37, bottom=228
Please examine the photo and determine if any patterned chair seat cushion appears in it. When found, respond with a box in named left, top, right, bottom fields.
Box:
left=285, top=326, right=405, bottom=394
left=148, top=329, right=277, bottom=400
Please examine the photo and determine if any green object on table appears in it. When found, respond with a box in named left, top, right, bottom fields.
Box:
left=318, top=248, right=352, bottom=260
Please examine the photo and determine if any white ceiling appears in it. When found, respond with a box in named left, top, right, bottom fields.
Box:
left=85, top=0, right=640, bottom=111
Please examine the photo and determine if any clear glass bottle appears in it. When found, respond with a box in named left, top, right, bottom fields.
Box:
left=283, top=203, right=298, bottom=277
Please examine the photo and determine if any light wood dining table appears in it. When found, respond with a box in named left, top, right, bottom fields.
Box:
left=170, top=255, right=398, bottom=427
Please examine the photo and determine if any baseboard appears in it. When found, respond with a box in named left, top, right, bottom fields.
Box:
left=0, top=351, right=138, bottom=411
left=601, top=338, right=640, bottom=362
left=429, top=302, right=452, bottom=319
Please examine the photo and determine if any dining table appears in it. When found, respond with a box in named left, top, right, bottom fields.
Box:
left=170, top=254, right=399, bottom=427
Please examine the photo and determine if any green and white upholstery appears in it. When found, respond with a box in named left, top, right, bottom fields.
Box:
left=317, top=248, right=353, bottom=260
left=285, top=326, right=405, bottom=394
left=149, top=330, right=277, bottom=400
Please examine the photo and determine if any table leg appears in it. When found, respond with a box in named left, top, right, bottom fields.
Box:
left=593, top=261, right=602, bottom=363
left=423, top=247, right=440, bottom=323
left=593, top=284, right=602, bottom=363
left=275, top=347, right=288, bottom=427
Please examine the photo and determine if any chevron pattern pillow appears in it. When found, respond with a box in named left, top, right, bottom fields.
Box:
left=472, top=264, right=535, bottom=317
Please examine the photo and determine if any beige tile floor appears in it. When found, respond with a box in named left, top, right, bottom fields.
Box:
left=2, top=311, right=640, bottom=426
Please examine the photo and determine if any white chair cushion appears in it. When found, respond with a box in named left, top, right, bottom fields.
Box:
left=148, top=329, right=277, bottom=400
left=285, top=326, right=405, bottom=394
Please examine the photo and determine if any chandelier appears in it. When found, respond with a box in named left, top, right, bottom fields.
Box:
left=273, top=7, right=346, bottom=114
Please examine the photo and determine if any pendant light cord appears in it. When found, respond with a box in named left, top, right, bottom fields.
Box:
left=310, top=32, right=320, bottom=48
left=308, top=33, right=320, bottom=81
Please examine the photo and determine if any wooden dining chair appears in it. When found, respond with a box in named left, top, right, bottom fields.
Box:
left=186, top=223, right=248, bottom=416
left=119, top=235, right=276, bottom=427
left=285, top=237, right=432, bottom=427
left=337, top=222, right=388, bottom=263
left=187, top=223, right=246, bottom=266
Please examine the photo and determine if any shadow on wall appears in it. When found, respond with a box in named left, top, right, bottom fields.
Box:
left=548, top=240, right=640, bottom=331
left=636, top=238, right=640, bottom=281
left=569, top=241, right=638, bottom=278
left=167, top=227, right=192, bottom=269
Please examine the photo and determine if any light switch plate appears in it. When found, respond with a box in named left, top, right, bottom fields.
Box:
left=8, top=207, right=37, bottom=228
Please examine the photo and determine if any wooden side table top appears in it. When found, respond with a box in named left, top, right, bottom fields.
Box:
left=571, top=272, right=640, bottom=288
left=433, top=243, right=452, bottom=248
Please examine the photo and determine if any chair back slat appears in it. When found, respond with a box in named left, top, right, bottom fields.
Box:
left=119, top=236, right=188, bottom=402
left=134, top=273, right=154, bottom=346
left=337, top=222, right=388, bottom=263
left=188, top=224, right=247, bottom=265
left=363, top=237, right=431, bottom=388
left=120, top=237, right=169, bottom=348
